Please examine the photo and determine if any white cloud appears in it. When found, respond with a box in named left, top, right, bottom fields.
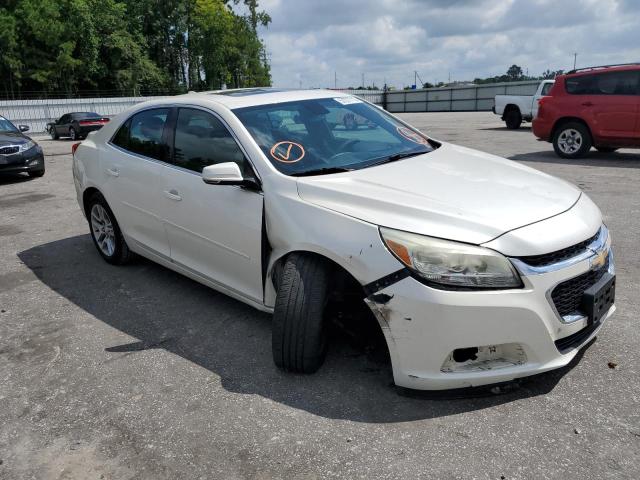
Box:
left=259, top=0, right=640, bottom=88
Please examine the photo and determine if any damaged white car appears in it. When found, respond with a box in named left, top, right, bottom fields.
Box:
left=72, top=88, right=615, bottom=390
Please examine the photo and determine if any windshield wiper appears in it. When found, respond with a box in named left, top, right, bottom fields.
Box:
left=368, top=149, right=430, bottom=167
left=291, top=166, right=354, bottom=177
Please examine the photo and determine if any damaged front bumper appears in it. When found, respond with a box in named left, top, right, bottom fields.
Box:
left=364, top=244, right=615, bottom=391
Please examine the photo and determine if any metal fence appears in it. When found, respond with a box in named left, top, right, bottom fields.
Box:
left=0, top=96, right=168, bottom=133
left=384, top=80, right=540, bottom=113
left=0, top=82, right=541, bottom=133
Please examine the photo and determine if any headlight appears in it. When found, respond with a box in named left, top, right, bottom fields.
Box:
left=19, top=140, right=36, bottom=152
left=380, top=227, right=522, bottom=289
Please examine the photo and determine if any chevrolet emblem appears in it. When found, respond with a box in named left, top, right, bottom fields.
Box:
left=590, top=248, right=608, bottom=270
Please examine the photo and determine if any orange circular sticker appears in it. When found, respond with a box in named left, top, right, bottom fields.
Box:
left=397, top=126, right=430, bottom=146
left=270, top=141, right=306, bottom=163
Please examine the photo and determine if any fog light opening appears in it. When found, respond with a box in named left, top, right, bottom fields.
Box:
left=441, top=343, right=527, bottom=373
left=452, top=347, right=478, bottom=363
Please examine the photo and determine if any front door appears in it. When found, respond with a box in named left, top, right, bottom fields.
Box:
left=162, top=107, right=264, bottom=303
left=101, top=108, right=172, bottom=258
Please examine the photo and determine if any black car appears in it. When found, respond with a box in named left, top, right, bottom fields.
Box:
left=47, top=112, right=109, bottom=140
left=0, top=116, right=45, bottom=178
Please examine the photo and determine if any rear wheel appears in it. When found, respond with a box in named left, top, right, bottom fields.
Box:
left=504, top=108, right=522, bottom=129
left=69, top=127, right=77, bottom=141
left=553, top=122, right=592, bottom=159
left=272, top=253, right=331, bottom=373
left=87, top=193, right=133, bottom=265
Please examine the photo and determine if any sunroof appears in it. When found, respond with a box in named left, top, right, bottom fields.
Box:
left=212, top=88, right=295, bottom=97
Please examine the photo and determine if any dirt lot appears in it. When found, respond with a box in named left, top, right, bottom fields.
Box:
left=1, top=112, right=639, bottom=479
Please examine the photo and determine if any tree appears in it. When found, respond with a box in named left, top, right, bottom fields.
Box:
left=541, top=69, right=564, bottom=80
left=0, top=0, right=272, bottom=97
left=506, top=64, right=524, bottom=81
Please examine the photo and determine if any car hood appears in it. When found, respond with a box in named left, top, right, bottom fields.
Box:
left=296, top=143, right=581, bottom=245
left=0, top=132, right=29, bottom=146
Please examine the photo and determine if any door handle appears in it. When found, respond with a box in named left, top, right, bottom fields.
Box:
left=106, top=168, right=119, bottom=177
left=164, top=189, right=182, bottom=201
left=582, top=101, right=594, bottom=107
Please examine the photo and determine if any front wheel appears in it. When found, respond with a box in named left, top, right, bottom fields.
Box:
left=272, top=253, right=331, bottom=373
left=504, top=109, right=522, bottom=129
left=553, top=122, right=592, bottom=159
left=87, top=193, right=133, bottom=265
left=49, top=127, right=59, bottom=140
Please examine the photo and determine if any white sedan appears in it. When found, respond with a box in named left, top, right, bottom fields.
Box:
left=72, top=88, right=615, bottom=391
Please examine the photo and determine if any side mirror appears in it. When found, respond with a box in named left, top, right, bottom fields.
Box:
left=202, top=162, right=244, bottom=185
left=19, top=125, right=29, bottom=132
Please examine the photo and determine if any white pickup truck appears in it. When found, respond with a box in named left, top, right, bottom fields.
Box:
left=493, top=79, right=554, bottom=129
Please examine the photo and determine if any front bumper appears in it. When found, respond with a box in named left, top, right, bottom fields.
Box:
left=365, top=237, right=615, bottom=390
left=0, top=147, right=44, bottom=173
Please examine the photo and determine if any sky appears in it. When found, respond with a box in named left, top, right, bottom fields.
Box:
left=258, top=0, right=640, bottom=89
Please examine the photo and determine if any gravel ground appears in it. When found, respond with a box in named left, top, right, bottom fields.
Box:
left=1, top=112, right=639, bottom=479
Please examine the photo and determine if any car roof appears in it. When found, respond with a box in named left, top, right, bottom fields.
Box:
left=564, top=63, right=640, bottom=77
left=182, top=88, right=353, bottom=109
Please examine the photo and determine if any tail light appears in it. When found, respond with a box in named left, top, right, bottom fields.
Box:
left=78, top=118, right=109, bottom=126
left=72, top=142, right=81, bottom=156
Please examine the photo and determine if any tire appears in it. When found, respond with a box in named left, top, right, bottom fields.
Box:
left=553, top=122, right=592, bottom=159
left=272, top=253, right=331, bottom=373
left=49, top=127, right=59, bottom=140
left=86, top=192, right=133, bottom=265
left=69, top=127, right=77, bottom=141
left=596, top=147, right=618, bottom=153
left=504, top=108, right=522, bottom=129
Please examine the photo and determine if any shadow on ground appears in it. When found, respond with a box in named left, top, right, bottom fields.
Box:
left=510, top=150, right=640, bottom=167
left=0, top=173, right=36, bottom=186
left=18, top=234, right=588, bottom=423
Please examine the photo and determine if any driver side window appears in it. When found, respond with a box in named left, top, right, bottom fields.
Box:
left=172, top=108, right=249, bottom=175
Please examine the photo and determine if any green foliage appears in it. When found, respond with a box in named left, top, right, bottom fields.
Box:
left=0, top=0, right=271, bottom=97
left=473, top=65, right=564, bottom=85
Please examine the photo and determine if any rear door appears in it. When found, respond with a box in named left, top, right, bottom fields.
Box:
left=161, top=106, right=264, bottom=303
left=102, top=108, right=172, bottom=258
left=566, top=70, right=640, bottom=143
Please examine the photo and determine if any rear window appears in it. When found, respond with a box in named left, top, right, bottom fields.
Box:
left=73, top=112, right=101, bottom=119
left=541, top=82, right=553, bottom=95
left=565, top=71, right=640, bottom=95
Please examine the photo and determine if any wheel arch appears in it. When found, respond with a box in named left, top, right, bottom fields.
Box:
left=82, top=186, right=103, bottom=218
left=503, top=103, right=520, bottom=114
left=551, top=117, right=593, bottom=143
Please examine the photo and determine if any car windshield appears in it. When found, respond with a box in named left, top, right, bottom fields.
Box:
left=233, top=97, right=434, bottom=176
left=0, top=117, right=19, bottom=133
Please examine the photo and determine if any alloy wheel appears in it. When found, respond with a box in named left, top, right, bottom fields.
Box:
left=557, top=128, right=583, bottom=154
left=90, top=204, right=116, bottom=257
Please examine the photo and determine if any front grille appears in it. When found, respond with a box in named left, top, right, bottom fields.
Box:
left=0, top=146, right=20, bottom=155
left=516, top=230, right=600, bottom=267
left=551, top=258, right=609, bottom=317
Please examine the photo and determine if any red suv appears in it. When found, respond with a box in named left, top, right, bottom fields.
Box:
left=533, top=64, right=640, bottom=158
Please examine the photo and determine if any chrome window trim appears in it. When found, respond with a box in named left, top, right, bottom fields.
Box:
left=107, top=103, right=262, bottom=185
left=509, top=225, right=608, bottom=276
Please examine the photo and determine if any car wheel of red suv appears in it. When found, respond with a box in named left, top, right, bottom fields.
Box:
left=553, top=122, right=592, bottom=159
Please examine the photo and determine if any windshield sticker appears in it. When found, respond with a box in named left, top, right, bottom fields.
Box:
left=334, top=96, right=362, bottom=105
left=270, top=141, right=306, bottom=163
left=397, top=126, right=430, bottom=146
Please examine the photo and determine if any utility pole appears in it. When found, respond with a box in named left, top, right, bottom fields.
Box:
left=573, top=52, right=578, bottom=70
left=334, top=71, right=337, bottom=89
left=362, top=73, right=365, bottom=88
